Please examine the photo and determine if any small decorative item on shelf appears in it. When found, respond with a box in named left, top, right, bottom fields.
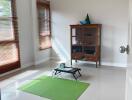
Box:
left=80, top=14, right=91, bottom=25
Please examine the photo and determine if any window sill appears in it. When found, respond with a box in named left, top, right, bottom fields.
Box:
left=39, top=46, right=52, bottom=51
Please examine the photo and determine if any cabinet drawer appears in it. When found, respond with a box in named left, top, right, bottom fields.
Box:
left=72, top=53, right=84, bottom=60
left=84, top=56, right=98, bottom=61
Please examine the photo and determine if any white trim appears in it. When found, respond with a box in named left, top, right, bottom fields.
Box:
left=21, top=62, right=35, bottom=68
left=0, top=62, right=34, bottom=77
left=50, top=57, right=60, bottom=61
left=0, top=58, right=51, bottom=77
left=101, top=62, right=127, bottom=68
left=0, top=68, right=21, bottom=77
left=35, top=58, right=50, bottom=65
left=71, top=60, right=127, bottom=68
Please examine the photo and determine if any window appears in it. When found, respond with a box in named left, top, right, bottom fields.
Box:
left=0, top=0, right=20, bottom=74
left=37, top=0, right=51, bottom=50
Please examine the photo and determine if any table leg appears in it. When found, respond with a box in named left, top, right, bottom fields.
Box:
left=54, top=71, right=57, bottom=75
left=78, top=70, right=82, bottom=76
left=73, top=74, right=77, bottom=80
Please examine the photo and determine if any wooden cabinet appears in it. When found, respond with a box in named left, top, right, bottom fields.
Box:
left=70, top=24, right=101, bottom=67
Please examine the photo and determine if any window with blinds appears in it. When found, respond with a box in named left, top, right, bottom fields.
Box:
left=37, top=0, right=51, bottom=50
left=0, top=0, right=20, bottom=74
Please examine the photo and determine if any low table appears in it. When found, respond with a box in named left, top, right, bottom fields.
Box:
left=53, top=66, right=81, bottom=80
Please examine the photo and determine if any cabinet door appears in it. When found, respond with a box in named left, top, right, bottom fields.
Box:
left=81, top=27, right=97, bottom=46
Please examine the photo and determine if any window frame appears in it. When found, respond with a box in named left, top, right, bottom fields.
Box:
left=37, top=0, right=52, bottom=50
left=0, top=0, right=20, bottom=74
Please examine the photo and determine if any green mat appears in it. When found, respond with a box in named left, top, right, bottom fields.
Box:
left=19, top=76, right=89, bottom=100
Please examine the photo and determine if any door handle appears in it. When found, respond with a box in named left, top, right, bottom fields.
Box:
left=120, top=45, right=129, bottom=54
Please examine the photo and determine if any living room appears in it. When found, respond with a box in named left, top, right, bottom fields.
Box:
left=0, top=0, right=131, bottom=100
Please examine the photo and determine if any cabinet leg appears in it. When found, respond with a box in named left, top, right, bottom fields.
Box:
left=71, top=60, right=72, bottom=65
left=75, top=60, right=77, bottom=63
left=96, top=62, right=98, bottom=68
left=99, top=60, right=101, bottom=66
left=99, top=57, right=101, bottom=66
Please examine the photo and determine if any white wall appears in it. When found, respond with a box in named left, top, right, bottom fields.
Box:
left=51, top=0, right=129, bottom=67
left=31, top=0, right=51, bottom=65
left=16, top=0, right=51, bottom=68
left=16, top=0, right=34, bottom=68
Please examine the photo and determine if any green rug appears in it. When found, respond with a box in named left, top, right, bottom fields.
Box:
left=19, top=76, right=89, bottom=100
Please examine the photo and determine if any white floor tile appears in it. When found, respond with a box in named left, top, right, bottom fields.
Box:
left=0, top=60, right=126, bottom=100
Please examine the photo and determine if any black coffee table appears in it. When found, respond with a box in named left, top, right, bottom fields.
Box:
left=53, top=66, right=81, bottom=80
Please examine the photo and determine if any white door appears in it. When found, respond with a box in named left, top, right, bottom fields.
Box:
left=126, top=0, right=132, bottom=99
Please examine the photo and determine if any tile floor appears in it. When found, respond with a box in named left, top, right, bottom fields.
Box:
left=0, top=60, right=126, bottom=100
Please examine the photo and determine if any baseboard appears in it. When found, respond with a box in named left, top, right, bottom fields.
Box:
left=101, top=62, right=127, bottom=68
left=0, top=62, right=34, bottom=77
left=71, top=60, right=127, bottom=68
left=35, top=58, right=50, bottom=65
left=21, top=62, right=35, bottom=68
left=0, top=58, right=52, bottom=78
left=50, top=56, right=60, bottom=61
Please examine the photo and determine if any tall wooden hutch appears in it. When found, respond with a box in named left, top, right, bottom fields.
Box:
left=70, top=24, right=101, bottom=68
